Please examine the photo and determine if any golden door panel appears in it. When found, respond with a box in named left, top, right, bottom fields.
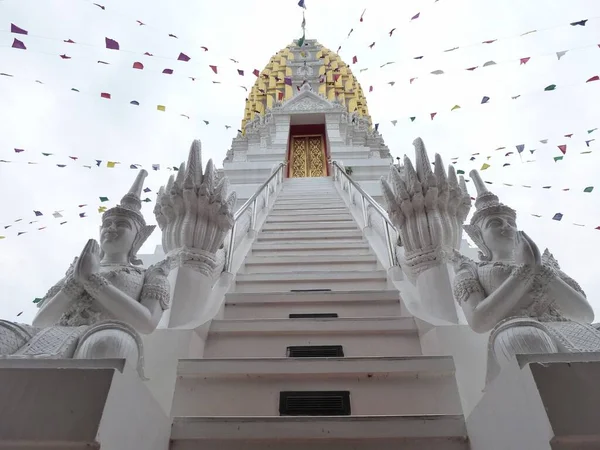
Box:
left=289, top=135, right=326, bottom=178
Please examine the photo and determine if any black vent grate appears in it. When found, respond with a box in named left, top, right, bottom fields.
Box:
left=287, top=345, right=344, bottom=358
left=289, top=313, right=338, bottom=318
left=279, top=391, right=351, bottom=416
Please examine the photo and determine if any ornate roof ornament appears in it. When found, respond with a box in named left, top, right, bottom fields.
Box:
left=467, top=169, right=516, bottom=226
left=102, top=170, right=155, bottom=265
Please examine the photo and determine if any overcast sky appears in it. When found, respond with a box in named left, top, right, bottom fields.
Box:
left=1, top=0, right=600, bottom=322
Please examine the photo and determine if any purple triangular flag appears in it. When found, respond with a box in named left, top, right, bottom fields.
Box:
left=11, top=24, right=28, bottom=35
left=177, top=52, right=190, bottom=62
left=12, top=38, right=26, bottom=50
left=105, top=37, right=119, bottom=50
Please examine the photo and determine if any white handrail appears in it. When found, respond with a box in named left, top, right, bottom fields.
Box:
left=331, top=160, right=397, bottom=268
left=224, top=162, right=286, bottom=272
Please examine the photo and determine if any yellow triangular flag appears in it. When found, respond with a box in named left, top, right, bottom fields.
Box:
left=98, top=206, right=107, bottom=213
left=481, top=163, right=490, bottom=170
left=0, top=236, right=5, bottom=240
left=451, top=104, right=461, bottom=111
left=107, top=161, right=117, bottom=168
left=157, top=105, right=166, bottom=112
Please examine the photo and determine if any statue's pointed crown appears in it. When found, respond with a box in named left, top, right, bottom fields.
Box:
left=102, top=170, right=148, bottom=227
left=469, top=169, right=516, bottom=226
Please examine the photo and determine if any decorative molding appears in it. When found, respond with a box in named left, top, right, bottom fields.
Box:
left=277, top=90, right=344, bottom=114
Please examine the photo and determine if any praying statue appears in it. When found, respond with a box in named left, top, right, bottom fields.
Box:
left=0, top=170, right=170, bottom=377
left=453, top=169, right=600, bottom=383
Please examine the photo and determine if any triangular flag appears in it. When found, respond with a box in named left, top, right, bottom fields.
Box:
left=177, top=52, right=190, bottom=62
left=586, top=75, right=600, bottom=83
left=558, top=144, right=567, bottom=154
left=543, top=186, right=552, bottom=189
left=410, top=117, right=416, bottom=122
left=556, top=50, right=568, bottom=60
left=237, top=69, right=244, bottom=76
left=520, top=57, right=530, bottom=65
left=11, top=24, right=28, bottom=35
left=411, top=12, right=420, bottom=20
left=431, top=70, right=444, bottom=75
left=79, top=213, right=87, bottom=218
left=516, top=144, right=525, bottom=153
left=481, top=96, right=490, bottom=104
left=457, top=170, right=465, bottom=175
left=391, top=120, right=397, bottom=126
left=544, top=84, right=557, bottom=91
left=163, top=68, right=173, bottom=74
left=451, top=105, right=461, bottom=111
left=209, top=65, right=218, bottom=74
left=588, top=128, right=598, bottom=134
left=14, top=148, right=24, bottom=153
left=157, top=105, right=166, bottom=111
left=152, top=164, right=160, bottom=170
left=52, top=212, right=62, bottom=218
left=540, top=139, right=548, bottom=144
left=466, top=66, right=478, bottom=71
left=105, top=37, right=119, bottom=50
left=480, top=163, right=490, bottom=170
left=144, top=187, right=151, bottom=193
left=570, top=19, right=588, bottom=26
left=298, top=0, right=306, bottom=8
left=298, top=31, right=305, bottom=47
left=584, top=186, right=594, bottom=193
left=253, top=69, right=260, bottom=77
left=369, top=86, right=373, bottom=92
left=552, top=213, right=563, bottom=221
left=100, top=92, right=111, bottom=99
left=554, top=156, right=564, bottom=162
left=99, top=196, right=109, bottom=202
left=12, top=38, right=26, bottom=50
left=430, top=112, right=437, bottom=120
left=132, top=62, right=144, bottom=69
left=98, top=206, right=107, bottom=213
left=482, top=61, right=496, bottom=67
left=107, top=161, right=117, bottom=168
left=564, top=134, right=573, bottom=138
left=586, top=139, right=595, bottom=147
left=503, top=163, right=510, bottom=167
left=34, top=210, right=43, bottom=216
left=130, top=100, right=139, bottom=105
left=352, top=55, right=358, bottom=64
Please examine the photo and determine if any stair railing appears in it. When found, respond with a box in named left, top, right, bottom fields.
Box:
left=331, top=160, right=397, bottom=268
left=224, top=162, right=286, bottom=273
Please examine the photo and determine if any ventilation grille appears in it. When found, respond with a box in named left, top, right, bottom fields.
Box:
left=279, top=391, right=351, bottom=416
left=289, top=313, right=338, bottom=318
left=287, top=345, right=344, bottom=358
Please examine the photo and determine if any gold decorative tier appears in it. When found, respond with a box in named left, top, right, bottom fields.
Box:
left=241, top=40, right=372, bottom=133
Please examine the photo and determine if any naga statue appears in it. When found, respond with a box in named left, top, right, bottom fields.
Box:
left=0, top=170, right=170, bottom=377
left=452, top=169, right=600, bottom=383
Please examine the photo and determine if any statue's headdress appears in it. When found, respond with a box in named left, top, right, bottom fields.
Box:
left=464, top=169, right=516, bottom=261
left=102, top=170, right=155, bottom=265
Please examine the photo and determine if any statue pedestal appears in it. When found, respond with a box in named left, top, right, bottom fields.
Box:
left=0, top=358, right=170, bottom=450
left=467, top=352, right=600, bottom=450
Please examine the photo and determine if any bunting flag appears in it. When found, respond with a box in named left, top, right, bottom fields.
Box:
left=11, top=23, right=28, bottom=35
left=105, top=37, right=119, bottom=50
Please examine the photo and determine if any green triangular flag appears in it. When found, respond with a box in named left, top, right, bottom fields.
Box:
left=99, top=196, right=109, bottom=202
left=588, top=128, right=598, bottom=134
left=297, top=31, right=305, bottom=47
left=451, top=105, right=461, bottom=111
left=33, top=297, right=43, bottom=304
left=530, top=149, right=536, bottom=154
left=553, top=156, right=563, bottom=162
left=41, top=152, right=52, bottom=156
left=410, top=117, right=416, bottom=122
left=584, top=186, right=594, bottom=193
left=142, top=198, right=152, bottom=203
left=544, top=84, right=557, bottom=91
left=457, top=169, right=465, bottom=175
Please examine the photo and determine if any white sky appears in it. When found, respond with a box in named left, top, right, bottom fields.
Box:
left=1, top=0, right=600, bottom=322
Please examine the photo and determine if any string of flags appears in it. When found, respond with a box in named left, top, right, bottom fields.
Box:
left=359, top=42, right=600, bottom=86
left=0, top=69, right=243, bottom=128
left=0, top=192, right=156, bottom=236
left=345, top=13, right=598, bottom=74
left=379, top=74, right=599, bottom=124
left=5, top=22, right=264, bottom=82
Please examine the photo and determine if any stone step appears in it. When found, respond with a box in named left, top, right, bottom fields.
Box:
left=233, top=270, right=388, bottom=292
left=268, top=207, right=349, bottom=217
left=278, top=193, right=340, bottom=200
left=273, top=202, right=346, bottom=211
left=171, top=356, right=461, bottom=418
left=171, top=416, right=469, bottom=450
left=261, top=221, right=359, bottom=232
left=224, top=290, right=401, bottom=319
left=256, top=230, right=364, bottom=243
left=265, top=213, right=354, bottom=223
left=204, top=317, right=419, bottom=358
left=250, top=241, right=373, bottom=257
left=242, top=254, right=378, bottom=273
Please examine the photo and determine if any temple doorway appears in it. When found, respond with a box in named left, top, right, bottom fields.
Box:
left=288, top=124, right=328, bottom=178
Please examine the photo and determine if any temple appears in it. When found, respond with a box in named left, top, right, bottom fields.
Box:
left=2, top=39, right=600, bottom=450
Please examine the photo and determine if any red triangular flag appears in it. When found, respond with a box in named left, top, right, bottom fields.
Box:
left=63, top=39, right=75, bottom=43
left=430, top=112, right=437, bottom=120
left=558, top=144, right=567, bottom=154
left=208, top=65, right=217, bottom=74
left=11, top=38, right=26, bottom=50
left=253, top=69, right=260, bottom=77
left=278, top=91, right=284, bottom=101
left=11, top=24, right=28, bottom=35
left=177, top=52, right=190, bottom=62
left=105, top=37, right=119, bottom=50
left=564, top=134, right=573, bottom=138
left=520, top=57, right=530, bottom=65
left=144, top=52, right=153, bottom=56
left=333, top=74, right=341, bottom=82
left=352, top=55, right=358, bottom=64
left=586, top=75, right=599, bottom=83
left=60, top=54, right=71, bottom=59
left=162, top=68, right=173, bottom=74
left=100, top=92, right=111, bottom=99
left=133, top=62, right=143, bottom=69
left=201, top=46, right=208, bottom=52
left=482, top=39, right=496, bottom=44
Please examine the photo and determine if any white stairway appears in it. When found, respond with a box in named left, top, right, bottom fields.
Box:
left=170, top=177, right=469, bottom=450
